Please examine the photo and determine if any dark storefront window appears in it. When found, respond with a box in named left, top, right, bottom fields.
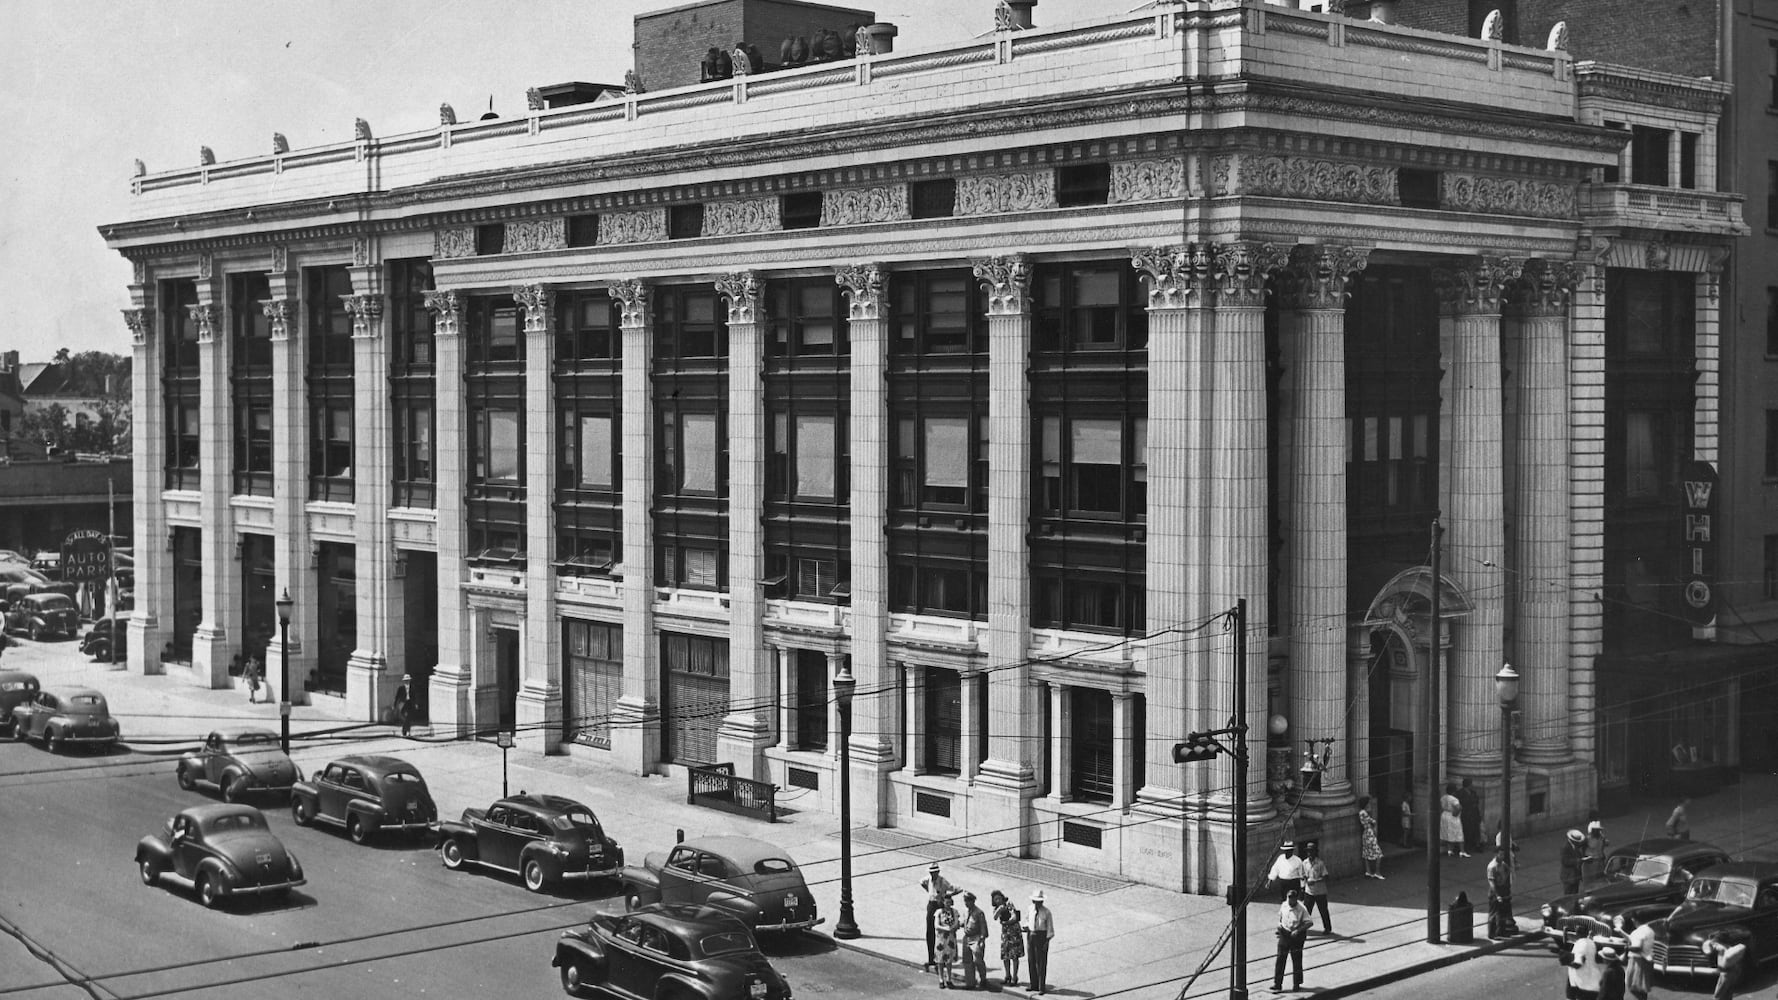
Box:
left=653, top=285, right=728, bottom=592
left=390, top=259, right=436, bottom=508
left=306, top=265, right=354, bottom=502
left=467, top=292, right=526, bottom=565
left=661, top=631, right=729, bottom=765
left=162, top=278, right=200, bottom=490
left=564, top=620, right=622, bottom=748
left=1070, top=687, right=1115, bottom=803
left=793, top=649, right=829, bottom=752
left=230, top=272, right=274, bottom=496
left=924, top=666, right=962, bottom=776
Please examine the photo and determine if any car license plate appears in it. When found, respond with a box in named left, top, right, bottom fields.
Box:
left=784, top=893, right=798, bottom=908
left=750, top=983, right=768, bottom=999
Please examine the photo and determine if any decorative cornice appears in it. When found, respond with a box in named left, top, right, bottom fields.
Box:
left=822, top=185, right=910, bottom=226
left=505, top=218, right=566, bottom=253
left=1110, top=157, right=1186, bottom=203
left=955, top=171, right=1057, bottom=216
left=422, top=289, right=463, bottom=338
left=188, top=303, right=220, bottom=343
left=344, top=294, right=385, bottom=338
left=610, top=279, right=651, bottom=328
left=704, top=197, right=783, bottom=237
left=599, top=208, right=668, bottom=245
left=1440, top=173, right=1577, bottom=220
left=435, top=227, right=476, bottom=259
left=1130, top=245, right=1212, bottom=309
left=972, top=255, right=1032, bottom=316
left=512, top=283, right=555, bottom=334
left=715, top=271, right=762, bottom=325
left=1434, top=255, right=1524, bottom=314
left=1213, top=241, right=1289, bottom=308
left=1511, top=259, right=1582, bottom=317
left=123, top=308, right=153, bottom=346
left=835, top=263, right=888, bottom=321
left=262, top=298, right=293, bottom=341
left=1279, top=244, right=1372, bottom=311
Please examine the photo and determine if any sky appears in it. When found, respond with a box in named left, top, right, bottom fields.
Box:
left=0, top=0, right=1120, bottom=363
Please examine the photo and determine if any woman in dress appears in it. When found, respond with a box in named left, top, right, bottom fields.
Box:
left=991, top=890, right=1024, bottom=986
left=1439, top=783, right=1466, bottom=858
left=1357, top=796, right=1385, bottom=879
left=933, top=897, right=961, bottom=988
left=1583, top=811, right=1609, bottom=885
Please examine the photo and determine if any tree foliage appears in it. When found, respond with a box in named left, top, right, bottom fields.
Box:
left=6, top=352, right=131, bottom=457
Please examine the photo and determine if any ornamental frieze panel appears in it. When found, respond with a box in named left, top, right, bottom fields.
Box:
left=703, top=197, right=783, bottom=237
left=821, top=185, right=910, bottom=226
left=1110, top=157, right=1186, bottom=203
left=598, top=208, right=668, bottom=245
left=1440, top=173, right=1577, bottom=219
left=434, top=227, right=477, bottom=259
left=1218, top=154, right=1396, bottom=206
left=503, top=218, right=566, bottom=253
left=955, top=170, right=1057, bottom=216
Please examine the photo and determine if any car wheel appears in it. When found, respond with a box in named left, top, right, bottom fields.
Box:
left=29, top=624, right=42, bottom=642
left=176, top=766, right=196, bottom=791
left=561, top=958, right=593, bottom=998
left=139, top=859, right=160, bottom=886
left=347, top=815, right=369, bottom=845
left=197, top=874, right=222, bottom=909
left=625, top=890, right=644, bottom=912
left=523, top=859, right=547, bottom=893
left=441, top=838, right=466, bottom=870
left=221, top=776, right=246, bottom=803
left=291, top=797, right=313, bottom=826
left=46, top=729, right=64, bottom=754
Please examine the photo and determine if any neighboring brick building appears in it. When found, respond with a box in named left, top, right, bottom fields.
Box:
left=100, top=1, right=1744, bottom=891
left=634, top=0, right=876, bottom=91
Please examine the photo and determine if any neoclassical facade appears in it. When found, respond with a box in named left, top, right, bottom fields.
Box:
left=102, top=1, right=1744, bottom=890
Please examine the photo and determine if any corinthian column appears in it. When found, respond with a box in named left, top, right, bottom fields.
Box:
left=1511, top=261, right=1578, bottom=766
left=1434, top=255, right=1521, bottom=776
left=191, top=286, right=236, bottom=689
left=515, top=283, right=561, bottom=755
left=423, top=290, right=471, bottom=735
left=346, top=279, right=393, bottom=723
left=124, top=289, right=170, bottom=674
left=610, top=279, right=660, bottom=773
left=1281, top=245, right=1369, bottom=805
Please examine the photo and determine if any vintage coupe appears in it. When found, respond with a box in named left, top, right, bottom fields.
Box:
left=1649, top=861, right=1778, bottom=976
left=435, top=792, right=625, bottom=892
left=135, top=803, right=306, bottom=908
left=0, top=670, right=41, bottom=736
left=622, top=836, right=820, bottom=934
left=178, top=728, right=299, bottom=802
left=3, top=592, right=81, bottom=641
left=10, top=686, right=120, bottom=752
left=553, top=902, right=793, bottom=1000
left=1540, top=838, right=1732, bottom=938
left=79, top=617, right=128, bottom=661
left=291, top=754, right=438, bottom=843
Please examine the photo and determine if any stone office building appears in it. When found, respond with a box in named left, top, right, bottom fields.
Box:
left=102, top=0, right=1743, bottom=890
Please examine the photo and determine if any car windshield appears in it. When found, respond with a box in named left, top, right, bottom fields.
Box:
left=1, top=680, right=35, bottom=692
left=548, top=809, right=602, bottom=834
left=1610, top=856, right=1671, bottom=883
left=204, top=812, right=267, bottom=833
left=1687, top=878, right=1757, bottom=907
left=33, top=596, right=75, bottom=611
left=698, top=930, right=757, bottom=957
left=754, top=857, right=796, bottom=875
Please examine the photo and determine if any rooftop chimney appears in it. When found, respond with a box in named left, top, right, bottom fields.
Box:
left=865, top=21, right=898, bottom=54
left=1368, top=0, right=1399, bottom=24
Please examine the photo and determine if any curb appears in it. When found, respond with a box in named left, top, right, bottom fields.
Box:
left=1308, top=932, right=1543, bottom=999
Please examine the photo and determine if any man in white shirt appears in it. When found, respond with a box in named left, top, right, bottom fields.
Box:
left=1265, top=841, right=1305, bottom=902
left=920, top=863, right=959, bottom=970
left=1273, top=888, right=1311, bottom=992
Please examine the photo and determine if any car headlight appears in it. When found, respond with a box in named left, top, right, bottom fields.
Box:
left=1541, top=904, right=1553, bottom=918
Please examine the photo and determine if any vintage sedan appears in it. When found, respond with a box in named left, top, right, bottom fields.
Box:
left=553, top=902, right=793, bottom=1000
left=622, top=836, right=821, bottom=934
left=3, top=592, right=81, bottom=641
left=1540, top=838, right=1732, bottom=938
left=435, top=792, right=625, bottom=892
left=177, top=728, right=298, bottom=802
left=79, top=617, right=128, bottom=661
left=135, top=802, right=306, bottom=908
left=10, top=686, right=120, bottom=752
left=291, top=754, right=438, bottom=843
left=0, top=670, right=41, bottom=736
left=1650, top=861, right=1778, bottom=976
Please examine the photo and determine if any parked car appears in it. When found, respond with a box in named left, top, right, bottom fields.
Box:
left=435, top=792, right=625, bottom=893
left=291, top=754, right=438, bottom=843
left=0, top=670, right=41, bottom=736
left=1650, top=861, right=1778, bottom=975
left=29, top=552, right=60, bottom=580
left=3, top=592, right=81, bottom=641
left=80, top=617, right=128, bottom=661
left=1540, top=838, right=1732, bottom=939
left=622, top=835, right=821, bottom=933
left=10, top=686, right=120, bottom=752
left=177, top=727, right=298, bottom=802
left=553, top=902, right=793, bottom=1000
left=135, top=802, right=306, bottom=908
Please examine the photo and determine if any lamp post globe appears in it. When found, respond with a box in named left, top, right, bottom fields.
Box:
left=275, top=588, right=294, bottom=754
left=833, top=660, right=860, bottom=940
left=1495, top=663, right=1519, bottom=861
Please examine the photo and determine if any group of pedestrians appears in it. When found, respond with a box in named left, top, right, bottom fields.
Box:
left=920, top=863, right=1054, bottom=994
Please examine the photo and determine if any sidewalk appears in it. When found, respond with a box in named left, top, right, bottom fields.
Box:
left=13, top=638, right=1778, bottom=999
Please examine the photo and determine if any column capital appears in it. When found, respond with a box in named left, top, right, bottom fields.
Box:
left=422, top=289, right=463, bottom=337
left=610, top=278, right=651, bottom=328
left=262, top=298, right=294, bottom=341
left=123, top=308, right=153, bottom=346
left=511, top=283, right=555, bottom=334
left=1511, top=259, right=1582, bottom=317
left=835, top=263, right=888, bottom=320
left=1278, top=244, right=1371, bottom=311
left=971, top=254, right=1032, bottom=316
left=1130, top=244, right=1212, bottom=309
left=344, top=294, right=385, bottom=339
left=1212, top=241, right=1290, bottom=308
left=1434, top=255, right=1524, bottom=315
left=716, top=270, right=763, bottom=325
left=187, top=303, right=220, bottom=344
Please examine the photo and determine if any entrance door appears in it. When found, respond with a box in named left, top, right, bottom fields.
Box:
left=495, top=628, right=520, bottom=733
left=1367, top=631, right=1416, bottom=822
left=661, top=632, right=729, bottom=766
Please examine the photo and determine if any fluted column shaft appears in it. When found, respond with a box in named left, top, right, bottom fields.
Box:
left=192, top=280, right=236, bottom=688
left=347, top=269, right=394, bottom=723
left=517, top=284, right=561, bottom=754
left=124, top=287, right=170, bottom=674
left=1567, top=250, right=1608, bottom=764
left=423, top=291, right=470, bottom=735
left=611, top=280, right=660, bottom=772
left=266, top=275, right=319, bottom=702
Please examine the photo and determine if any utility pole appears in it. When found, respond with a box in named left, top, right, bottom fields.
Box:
left=1426, top=518, right=1444, bottom=944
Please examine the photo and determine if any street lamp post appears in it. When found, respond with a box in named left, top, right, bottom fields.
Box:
left=1495, top=663, right=1520, bottom=856
left=833, top=659, right=860, bottom=940
left=275, top=588, right=293, bottom=755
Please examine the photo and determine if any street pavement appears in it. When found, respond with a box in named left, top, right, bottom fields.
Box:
left=9, top=634, right=1778, bottom=999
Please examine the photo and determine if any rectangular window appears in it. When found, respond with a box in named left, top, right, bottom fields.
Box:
left=230, top=272, right=272, bottom=371
left=793, top=649, right=829, bottom=752
left=395, top=401, right=434, bottom=484
left=1604, top=122, right=1627, bottom=183
left=1056, top=162, right=1111, bottom=207
left=1767, top=411, right=1778, bottom=479
left=1769, top=288, right=1778, bottom=357
left=668, top=204, right=704, bottom=240
left=564, top=620, right=622, bottom=748
left=781, top=191, right=823, bottom=230
left=1769, top=162, right=1778, bottom=228
left=1398, top=168, right=1440, bottom=209
left=557, top=291, right=621, bottom=362
left=924, top=666, right=961, bottom=776
left=892, top=270, right=981, bottom=355
left=485, top=409, right=520, bottom=482
left=236, top=402, right=272, bottom=474
left=389, top=258, right=435, bottom=368
left=1679, top=132, right=1698, bottom=190
left=1069, top=687, right=1115, bottom=803
left=795, top=414, right=836, bottom=499
left=910, top=179, right=957, bottom=219
left=1034, top=262, right=1147, bottom=353
left=1631, top=127, right=1670, bottom=186
left=1770, top=41, right=1778, bottom=107
left=476, top=223, right=505, bottom=255
left=683, top=546, right=720, bottom=588
left=576, top=414, right=614, bottom=490
left=1033, top=573, right=1144, bottom=633
left=681, top=412, right=717, bottom=493
left=471, top=300, right=522, bottom=366
left=766, top=278, right=844, bottom=357
left=655, top=287, right=725, bottom=360
left=1766, top=535, right=1778, bottom=600
left=567, top=214, right=599, bottom=248
left=312, top=402, right=352, bottom=478
left=306, top=265, right=355, bottom=368
left=162, top=279, right=200, bottom=372
left=174, top=401, right=199, bottom=469
left=924, top=418, right=969, bottom=504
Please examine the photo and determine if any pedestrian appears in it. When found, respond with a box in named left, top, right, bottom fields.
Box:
left=1440, top=784, right=1466, bottom=858
left=1357, top=796, right=1385, bottom=879
left=1597, top=945, right=1627, bottom=1000
left=990, top=890, right=1024, bottom=987
left=1265, top=841, right=1304, bottom=901
left=1583, top=812, right=1609, bottom=885
left=1561, top=829, right=1586, bottom=896
left=1704, top=935, right=1747, bottom=1000
left=1026, top=890, right=1054, bottom=995
left=1273, top=887, right=1311, bottom=993
left=960, top=891, right=989, bottom=990
left=933, top=897, right=960, bottom=989
left=1301, top=841, right=1332, bottom=934
left=920, top=862, right=959, bottom=971
left=1399, top=797, right=1415, bottom=848
left=394, top=673, right=415, bottom=736
left=242, top=656, right=262, bottom=704
left=1566, top=934, right=1603, bottom=1000
left=1665, top=796, right=1691, bottom=841
left=1487, top=847, right=1517, bottom=939
left=1620, top=914, right=1655, bottom=1000
left=1458, top=777, right=1483, bottom=853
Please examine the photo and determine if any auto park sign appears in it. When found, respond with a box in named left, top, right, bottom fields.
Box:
left=61, top=529, right=112, bottom=584
left=1680, top=460, right=1717, bottom=627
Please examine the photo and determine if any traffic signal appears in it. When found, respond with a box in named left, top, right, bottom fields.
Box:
left=1172, top=732, right=1220, bottom=763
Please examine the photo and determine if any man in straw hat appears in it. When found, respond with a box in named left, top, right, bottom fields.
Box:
left=1265, top=840, right=1304, bottom=902
left=920, top=862, right=959, bottom=971
left=1026, top=889, right=1054, bottom=994
left=1561, top=829, right=1586, bottom=896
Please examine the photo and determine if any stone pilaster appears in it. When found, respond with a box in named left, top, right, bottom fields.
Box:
left=424, top=290, right=471, bottom=735
left=124, top=289, right=170, bottom=674
left=516, top=282, right=562, bottom=755
left=1434, top=255, right=1521, bottom=776
left=1280, top=244, right=1369, bottom=805
left=346, top=273, right=394, bottom=723
left=1567, top=244, right=1608, bottom=767
left=970, top=254, right=1041, bottom=854
left=715, top=271, right=772, bottom=780
left=610, top=279, right=661, bottom=773
left=266, top=277, right=317, bottom=705
left=191, top=286, right=237, bottom=688
left=1511, top=261, right=1578, bottom=767
left=838, top=262, right=896, bottom=823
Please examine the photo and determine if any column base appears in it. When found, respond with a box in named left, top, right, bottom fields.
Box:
left=191, top=625, right=233, bottom=689
left=611, top=696, right=661, bottom=776
left=346, top=650, right=389, bottom=724
left=1292, top=789, right=1361, bottom=878
left=970, top=769, right=1039, bottom=855
left=263, top=635, right=313, bottom=707
left=717, top=713, right=775, bottom=781
left=515, top=684, right=562, bottom=756
left=127, top=614, right=168, bottom=676
left=428, top=665, right=475, bottom=738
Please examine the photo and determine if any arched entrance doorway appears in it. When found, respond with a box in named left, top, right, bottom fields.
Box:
left=1358, top=567, right=1472, bottom=838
